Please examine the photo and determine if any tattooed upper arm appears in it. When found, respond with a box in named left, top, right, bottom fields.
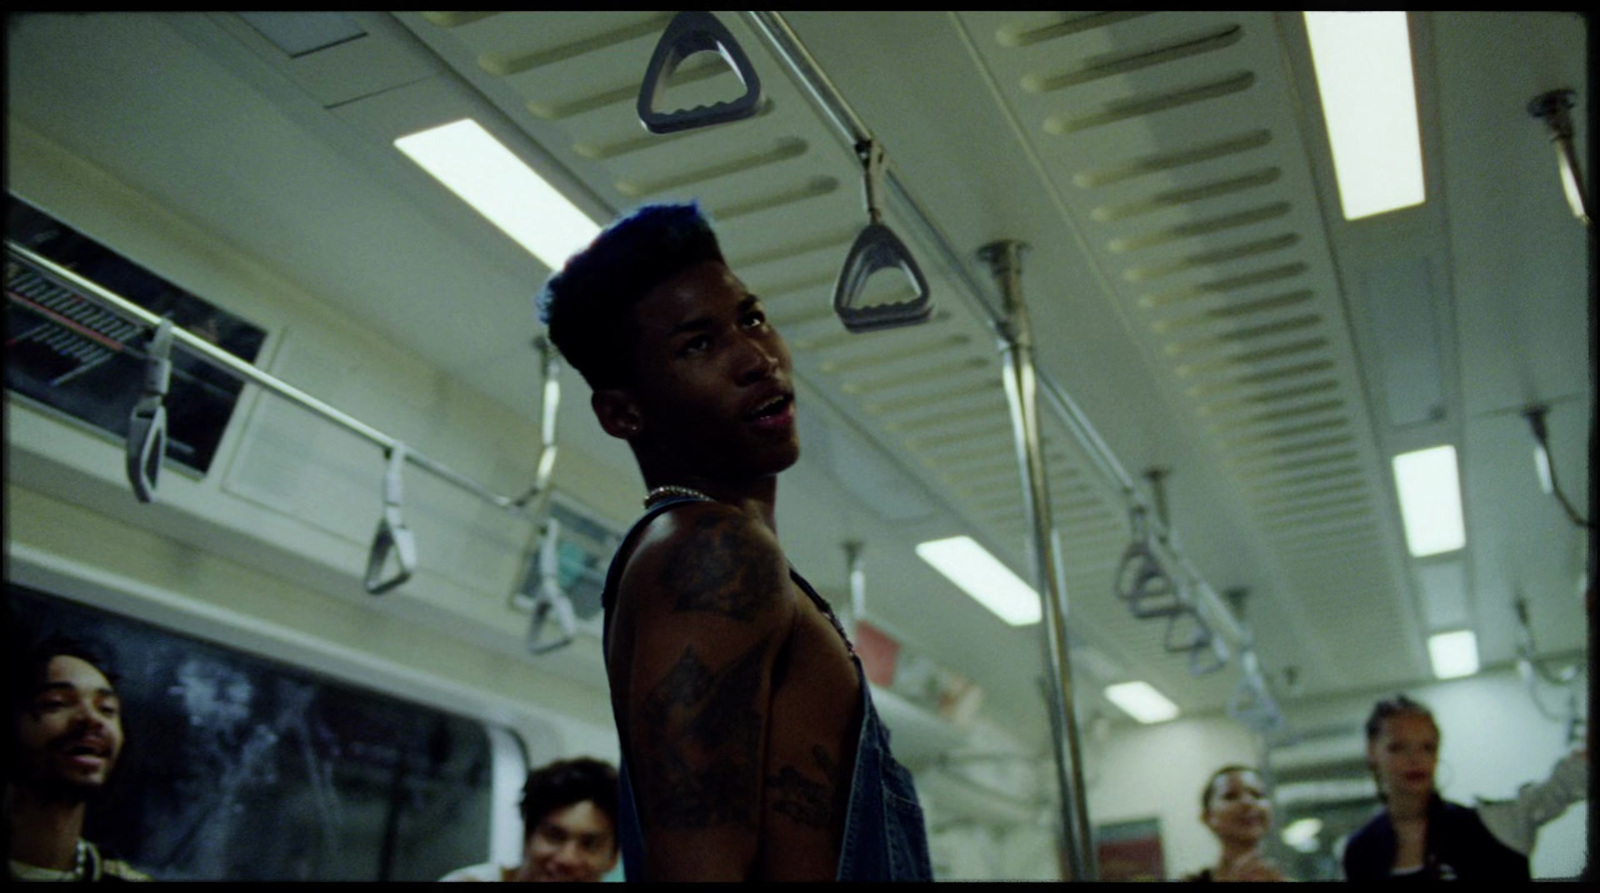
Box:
left=618, top=505, right=796, bottom=879
left=656, top=508, right=789, bottom=620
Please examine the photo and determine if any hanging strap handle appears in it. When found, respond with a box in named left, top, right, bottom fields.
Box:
left=126, top=318, right=175, bottom=503
left=365, top=443, right=417, bottom=595
left=1161, top=599, right=1209, bottom=654
left=526, top=517, right=578, bottom=655
left=1113, top=506, right=1185, bottom=618
left=1188, top=629, right=1228, bottom=676
left=1226, top=653, right=1282, bottom=728
left=513, top=336, right=561, bottom=518
left=833, top=141, right=933, bottom=333
left=637, top=11, right=762, bottom=134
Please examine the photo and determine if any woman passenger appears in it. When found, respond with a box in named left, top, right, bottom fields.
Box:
left=1342, top=695, right=1585, bottom=881
left=1182, top=765, right=1289, bottom=881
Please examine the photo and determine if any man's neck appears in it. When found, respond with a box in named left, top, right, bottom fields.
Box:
left=643, top=469, right=780, bottom=532
left=7, top=787, right=88, bottom=871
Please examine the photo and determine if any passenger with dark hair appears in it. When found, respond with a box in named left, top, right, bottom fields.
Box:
left=1342, top=694, right=1587, bottom=881
left=1181, top=764, right=1289, bottom=881
left=537, top=202, right=932, bottom=881
left=6, top=634, right=150, bottom=881
left=441, top=757, right=619, bottom=882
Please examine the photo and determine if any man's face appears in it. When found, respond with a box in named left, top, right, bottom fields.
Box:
left=516, top=799, right=619, bottom=882
left=621, top=259, right=799, bottom=481
left=15, top=655, right=124, bottom=800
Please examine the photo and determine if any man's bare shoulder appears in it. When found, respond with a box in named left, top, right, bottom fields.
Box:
left=620, top=502, right=791, bottom=624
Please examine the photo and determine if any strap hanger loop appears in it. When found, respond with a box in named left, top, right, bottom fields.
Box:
left=526, top=517, right=578, bottom=655
left=833, top=141, right=933, bottom=333
left=1114, top=506, right=1184, bottom=618
left=126, top=318, right=174, bottom=503
left=365, top=443, right=417, bottom=595
left=637, top=11, right=763, bottom=134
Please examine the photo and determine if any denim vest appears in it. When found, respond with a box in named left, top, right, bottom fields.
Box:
left=601, top=496, right=933, bottom=882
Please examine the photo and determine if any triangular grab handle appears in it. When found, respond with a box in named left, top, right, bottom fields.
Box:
left=526, top=517, right=577, bottom=654
left=1188, top=635, right=1227, bottom=677
left=1162, top=606, right=1210, bottom=654
left=637, top=11, right=762, bottom=135
left=832, top=223, right=933, bottom=333
left=365, top=444, right=417, bottom=595
left=127, top=318, right=175, bottom=504
left=1114, top=542, right=1184, bottom=619
left=527, top=587, right=578, bottom=656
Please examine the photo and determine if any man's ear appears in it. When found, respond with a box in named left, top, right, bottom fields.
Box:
left=592, top=388, right=644, bottom=441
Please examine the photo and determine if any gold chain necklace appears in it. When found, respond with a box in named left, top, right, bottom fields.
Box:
left=644, top=485, right=716, bottom=507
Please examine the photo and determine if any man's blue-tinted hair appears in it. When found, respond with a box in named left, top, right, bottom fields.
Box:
left=536, top=201, right=725, bottom=389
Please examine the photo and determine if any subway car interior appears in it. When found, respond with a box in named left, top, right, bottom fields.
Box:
left=4, top=11, right=1591, bottom=881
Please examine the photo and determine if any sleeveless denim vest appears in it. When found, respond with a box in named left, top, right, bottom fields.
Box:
left=601, top=495, right=933, bottom=881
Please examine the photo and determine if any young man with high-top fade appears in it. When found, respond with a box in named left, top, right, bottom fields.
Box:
left=537, top=202, right=932, bottom=882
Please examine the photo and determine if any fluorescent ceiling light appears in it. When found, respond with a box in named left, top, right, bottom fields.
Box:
left=1427, top=629, right=1479, bottom=680
left=1282, top=817, right=1323, bottom=853
left=1392, top=445, right=1466, bottom=557
left=1303, top=12, right=1426, bottom=220
left=395, top=118, right=600, bottom=271
left=915, top=536, right=1041, bottom=626
left=1104, top=681, right=1180, bottom=724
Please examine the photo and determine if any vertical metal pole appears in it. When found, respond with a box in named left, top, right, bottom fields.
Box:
left=979, top=240, right=1096, bottom=881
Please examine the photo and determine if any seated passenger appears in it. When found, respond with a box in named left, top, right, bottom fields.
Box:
left=1181, top=764, right=1290, bottom=881
left=1342, top=694, right=1588, bottom=881
left=6, top=634, right=151, bottom=882
left=441, top=757, right=619, bottom=882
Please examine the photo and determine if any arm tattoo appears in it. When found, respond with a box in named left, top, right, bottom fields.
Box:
left=659, top=514, right=786, bottom=621
left=639, top=636, right=772, bottom=830
left=767, top=745, right=843, bottom=829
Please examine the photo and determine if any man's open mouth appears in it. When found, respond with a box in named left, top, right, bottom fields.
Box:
left=61, top=739, right=110, bottom=760
left=745, top=394, right=793, bottom=421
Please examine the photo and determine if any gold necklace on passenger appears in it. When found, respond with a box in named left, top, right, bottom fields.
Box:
left=643, top=485, right=716, bottom=507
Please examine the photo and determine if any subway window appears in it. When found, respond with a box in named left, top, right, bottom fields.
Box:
left=5, top=194, right=267, bottom=477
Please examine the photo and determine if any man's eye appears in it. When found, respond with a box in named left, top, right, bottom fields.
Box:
left=741, top=310, right=768, bottom=328
left=682, top=335, right=711, bottom=355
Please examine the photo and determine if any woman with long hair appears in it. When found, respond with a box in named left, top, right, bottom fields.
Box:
left=1342, top=695, right=1586, bottom=881
left=1181, top=765, right=1290, bottom=881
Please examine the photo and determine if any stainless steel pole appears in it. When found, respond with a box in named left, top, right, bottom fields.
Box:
left=979, top=240, right=1096, bottom=881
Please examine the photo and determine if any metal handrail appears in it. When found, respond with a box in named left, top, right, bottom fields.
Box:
left=6, top=240, right=552, bottom=525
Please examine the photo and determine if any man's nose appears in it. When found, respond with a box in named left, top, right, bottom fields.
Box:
left=734, top=334, right=778, bottom=383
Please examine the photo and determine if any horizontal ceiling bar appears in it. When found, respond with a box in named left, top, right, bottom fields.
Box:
left=6, top=240, right=543, bottom=524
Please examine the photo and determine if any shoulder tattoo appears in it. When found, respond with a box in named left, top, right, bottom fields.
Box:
left=659, top=512, right=786, bottom=621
